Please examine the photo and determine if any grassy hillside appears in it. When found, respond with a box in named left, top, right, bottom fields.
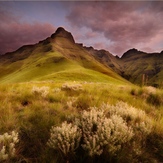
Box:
left=0, top=81, right=163, bottom=162
left=0, top=49, right=125, bottom=84
left=0, top=29, right=126, bottom=84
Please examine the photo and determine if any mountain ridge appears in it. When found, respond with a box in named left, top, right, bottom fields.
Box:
left=0, top=27, right=163, bottom=86
left=0, top=27, right=126, bottom=84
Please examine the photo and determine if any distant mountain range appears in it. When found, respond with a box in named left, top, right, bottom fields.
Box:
left=85, top=46, right=163, bottom=87
left=0, top=27, right=163, bottom=86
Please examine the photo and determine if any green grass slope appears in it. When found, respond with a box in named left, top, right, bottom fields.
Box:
left=0, top=28, right=127, bottom=84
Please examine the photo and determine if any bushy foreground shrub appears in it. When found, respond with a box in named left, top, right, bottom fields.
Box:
left=108, top=102, right=152, bottom=136
left=78, top=108, right=133, bottom=156
left=107, top=102, right=152, bottom=159
left=47, top=122, right=81, bottom=156
left=47, top=102, right=152, bottom=162
left=0, top=131, right=19, bottom=161
left=0, top=102, right=154, bottom=162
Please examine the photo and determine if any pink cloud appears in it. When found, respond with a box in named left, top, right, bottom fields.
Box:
left=85, top=31, right=99, bottom=39
left=0, top=7, right=55, bottom=54
left=67, top=1, right=163, bottom=56
left=93, top=42, right=106, bottom=50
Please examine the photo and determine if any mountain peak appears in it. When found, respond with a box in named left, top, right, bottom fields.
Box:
left=51, top=27, right=75, bottom=43
left=122, top=48, right=141, bottom=58
left=55, top=27, right=67, bottom=33
left=124, top=48, right=139, bottom=54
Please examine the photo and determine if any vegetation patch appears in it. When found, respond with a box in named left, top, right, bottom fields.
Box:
left=0, top=82, right=162, bottom=162
left=47, top=102, right=154, bottom=163
left=147, top=93, right=162, bottom=106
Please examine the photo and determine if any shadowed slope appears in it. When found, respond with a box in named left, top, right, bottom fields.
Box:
left=86, top=47, right=163, bottom=87
left=120, top=49, right=163, bottom=86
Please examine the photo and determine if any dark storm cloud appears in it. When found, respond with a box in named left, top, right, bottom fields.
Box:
left=67, top=1, right=163, bottom=55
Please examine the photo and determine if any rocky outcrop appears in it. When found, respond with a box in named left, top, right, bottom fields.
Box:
left=51, top=27, right=75, bottom=43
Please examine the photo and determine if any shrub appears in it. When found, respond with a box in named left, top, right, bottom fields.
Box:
left=108, top=102, right=152, bottom=135
left=146, top=93, right=162, bottom=106
left=47, top=102, right=153, bottom=162
left=47, top=122, right=81, bottom=158
left=107, top=102, right=153, bottom=159
left=78, top=107, right=133, bottom=156
left=61, top=83, right=82, bottom=92
left=47, top=105, right=134, bottom=159
left=32, top=86, right=49, bottom=98
left=0, top=131, right=19, bottom=161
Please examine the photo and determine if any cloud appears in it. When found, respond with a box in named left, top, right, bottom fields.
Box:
left=0, top=5, right=55, bottom=54
left=67, top=1, right=163, bottom=56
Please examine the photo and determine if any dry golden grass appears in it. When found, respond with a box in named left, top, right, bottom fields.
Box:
left=0, top=81, right=162, bottom=162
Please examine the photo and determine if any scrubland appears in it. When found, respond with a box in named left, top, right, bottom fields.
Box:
left=0, top=81, right=163, bottom=162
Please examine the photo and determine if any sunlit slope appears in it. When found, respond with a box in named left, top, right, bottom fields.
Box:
left=50, top=35, right=126, bottom=82
left=0, top=49, right=126, bottom=84
left=0, top=28, right=128, bottom=84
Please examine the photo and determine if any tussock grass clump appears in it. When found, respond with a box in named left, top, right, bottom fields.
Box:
left=130, top=87, right=143, bottom=96
left=75, top=94, right=93, bottom=110
left=0, top=131, right=19, bottom=161
left=32, top=86, right=49, bottom=98
left=147, top=93, right=162, bottom=106
left=61, top=83, right=83, bottom=92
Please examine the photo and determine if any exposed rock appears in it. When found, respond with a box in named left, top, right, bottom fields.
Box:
left=51, top=27, right=75, bottom=43
left=39, top=38, right=50, bottom=45
left=76, top=43, right=83, bottom=47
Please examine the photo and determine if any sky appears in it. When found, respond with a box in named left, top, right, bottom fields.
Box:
left=0, top=1, right=163, bottom=56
